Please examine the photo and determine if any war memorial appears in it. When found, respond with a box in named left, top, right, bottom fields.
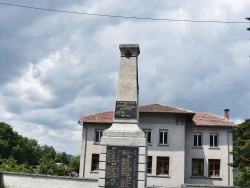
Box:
left=98, top=44, right=147, bottom=188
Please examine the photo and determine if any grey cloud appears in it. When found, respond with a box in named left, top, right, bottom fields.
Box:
left=1, top=0, right=250, bottom=154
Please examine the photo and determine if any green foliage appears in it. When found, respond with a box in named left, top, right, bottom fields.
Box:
left=0, top=122, right=78, bottom=177
left=0, top=158, right=35, bottom=174
left=230, top=119, right=250, bottom=186
left=38, top=156, right=71, bottom=176
left=234, top=167, right=250, bottom=186
left=55, top=152, right=69, bottom=164
left=69, top=155, right=80, bottom=172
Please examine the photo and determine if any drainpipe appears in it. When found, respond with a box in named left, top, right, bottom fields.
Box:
left=83, top=124, right=88, bottom=178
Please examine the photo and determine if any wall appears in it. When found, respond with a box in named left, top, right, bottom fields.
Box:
left=184, top=126, right=234, bottom=186
left=178, top=184, right=244, bottom=188
left=79, top=113, right=234, bottom=187
left=79, top=113, right=187, bottom=187
left=1, top=172, right=98, bottom=188
left=79, top=123, right=111, bottom=179
left=140, top=113, right=186, bottom=188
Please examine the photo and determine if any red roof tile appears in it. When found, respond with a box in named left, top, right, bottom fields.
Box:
left=80, top=103, right=234, bottom=127
left=193, top=112, right=234, bottom=126
left=139, top=103, right=194, bottom=114
left=81, top=111, right=114, bottom=123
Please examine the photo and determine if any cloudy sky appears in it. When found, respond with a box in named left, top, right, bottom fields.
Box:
left=0, top=0, right=250, bottom=155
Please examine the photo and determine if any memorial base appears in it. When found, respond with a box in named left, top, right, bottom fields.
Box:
left=98, top=123, right=147, bottom=188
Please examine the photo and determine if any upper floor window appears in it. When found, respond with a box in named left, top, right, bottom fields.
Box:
left=95, top=129, right=103, bottom=143
left=159, top=129, right=168, bottom=145
left=209, top=159, right=220, bottom=176
left=192, top=158, right=204, bottom=176
left=156, top=157, right=169, bottom=175
left=147, top=156, right=152, bottom=174
left=91, top=154, right=99, bottom=171
left=194, top=133, right=202, bottom=147
left=143, top=129, right=151, bottom=144
left=210, top=133, right=218, bottom=147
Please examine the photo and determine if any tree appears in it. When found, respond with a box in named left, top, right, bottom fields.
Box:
left=0, top=157, right=34, bottom=174
left=0, top=122, right=41, bottom=165
left=0, top=122, right=72, bottom=177
left=70, top=155, right=80, bottom=172
left=55, top=152, right=69, bottom=164
left=230, top=119, right=250, bottom=186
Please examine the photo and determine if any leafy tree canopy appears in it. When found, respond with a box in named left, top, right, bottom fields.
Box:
left=0, top=122, right=79, bottom=176
left=230, top=119, right=250, bottom=186
left=69, top=155, right=80, bottom=172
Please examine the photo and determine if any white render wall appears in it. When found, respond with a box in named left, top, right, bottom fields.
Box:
left=1, top=172, right=98, bottom=188
left=79, top=113, right=234, bottom=187
left=140, top=113, right=186, bottom=187
left=79, top=124, right=110, bottom=179
left=184, top=126, right=234, bottom=186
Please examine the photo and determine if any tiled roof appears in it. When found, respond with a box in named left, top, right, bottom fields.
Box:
left=139, top=103, right=194, bottom=114
left=193, top=112, right=234, bottom=126
left=80, top=103, right=234, bottom=127
left=81, top=111, right=114, bottom=123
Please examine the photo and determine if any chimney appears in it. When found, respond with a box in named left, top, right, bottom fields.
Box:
left=224, top=109, right=230, bottom=120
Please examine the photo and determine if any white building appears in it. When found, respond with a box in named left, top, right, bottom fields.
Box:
left=78, top=103, right=234, bottom=187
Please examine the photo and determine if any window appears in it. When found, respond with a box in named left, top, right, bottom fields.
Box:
left=192, top=159, right=204, bottom=176
left=210, top=134, right=218, bottom=147
left=147, top=156, right=152, bottom=174
left=143, top=129, right=152, bottom=144
left=159, top=130, right=168, bottom=144
left=194, top=133, right=202, bottom=147
left=91, top=154, right=99, bottom=171
left=209, top=159, right=220, bottom=176
left=156, top=157, right=169, bottom=175
left=95, top=129, right=103, bottom=143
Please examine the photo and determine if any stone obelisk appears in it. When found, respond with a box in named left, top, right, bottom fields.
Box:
left=98, top=44, right=147, bottom=188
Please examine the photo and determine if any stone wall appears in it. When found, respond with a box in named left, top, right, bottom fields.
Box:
left=0, top=171, right=98, bottom=188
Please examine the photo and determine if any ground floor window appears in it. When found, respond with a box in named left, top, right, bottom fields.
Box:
left=156, top=157, right=169, bottom=175
left=91, top=154, right=99, bottom=171
left=192, top=158, right=204, bottom=176
left=209, top=159, right=220, bottom=176
left=147, top=156, right=152, bottom=174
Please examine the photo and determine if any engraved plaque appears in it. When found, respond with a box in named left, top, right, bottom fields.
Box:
left=105, top=146, right=138, bottom=188
left=115, top=101, right=137, bottom=119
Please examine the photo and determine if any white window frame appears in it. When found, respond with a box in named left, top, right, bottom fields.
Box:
left=95, top=129, right=103, bottom=143
left=210, top=133, right=219, bottom=147
left=194, top=132, right=202, bottom=147
left=143, top=129, right=152, bottom=144
left=159, top=129, right=168, bottom=145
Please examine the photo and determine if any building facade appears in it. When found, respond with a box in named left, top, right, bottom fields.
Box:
left=78, top=103, right=234, bottom=187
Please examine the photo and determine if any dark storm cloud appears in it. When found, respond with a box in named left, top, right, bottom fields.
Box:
left=1, top=0, right=250, bottom=154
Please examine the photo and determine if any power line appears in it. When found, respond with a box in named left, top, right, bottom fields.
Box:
left=0, top=2, right=249, bottom=24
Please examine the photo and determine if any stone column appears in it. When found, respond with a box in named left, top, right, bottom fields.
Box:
left=98, top=44, right=147, bottom=188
